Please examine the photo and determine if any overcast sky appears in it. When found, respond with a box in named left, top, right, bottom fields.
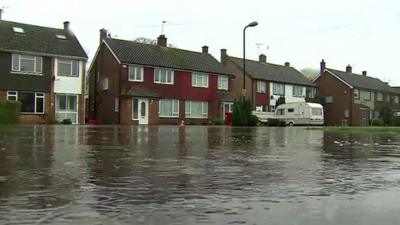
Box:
left=2, top=0, right=400, bottom=85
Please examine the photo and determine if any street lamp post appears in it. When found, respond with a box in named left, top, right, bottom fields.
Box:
left=242, top=21, right=258, bottom=97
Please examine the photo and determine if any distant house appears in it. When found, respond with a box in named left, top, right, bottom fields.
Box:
left=220, top=50, right=316, bottom=112
left=88, top=30, right=234, bottom=125
left=314, top=60, right=400, bottom=125
left=0, top=20, right=88, bottom=124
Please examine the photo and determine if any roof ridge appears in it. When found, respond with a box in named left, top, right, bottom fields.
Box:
left=229, top=56, right=290, bottom=68
left=0, top=20, right=65, bottom=32
left=327, top=68, right=384, bottom=81
left=107, top=37, right=208, bottom=56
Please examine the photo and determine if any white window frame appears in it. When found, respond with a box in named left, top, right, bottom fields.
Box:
left=128, top=65, right=144, bottom=82
left=218, top=75, right=229, bottom=90
left=57, top=59, right=79, bottom=77
left=154, top=68, right=174, bottom=85
left=272, top=83, right=285, bottom=95
left=115, top=97, right=119, bottom=112
left=192, top=73, right=209, bottom=88
left=364, top=91, right=371, bottom=101
left=185, top=101, right=208, bottom=118
left=377, top=92, right=383, bottom=101
left=102, top=78, right=109, bottom=90
left=132, top=99, right=139, bottom=120
left=11, top=54, right=43, bottom=75
left=159, top=99, right=179, bottom=118
left=7, top=91, right=45, bottom=114
left=354, top=89, right=360, bottom=99
left=256, top=81, right=266, bottom=93
left=292, top=85, right=304, bottom=97
left=55, top=94, right=78, bottom=124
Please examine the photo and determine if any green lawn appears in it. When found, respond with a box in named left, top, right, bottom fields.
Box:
left=308, top=126, right=400, bottom=133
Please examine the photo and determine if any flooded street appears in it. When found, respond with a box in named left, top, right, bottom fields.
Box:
left=0, top=125, right=400, bottom=225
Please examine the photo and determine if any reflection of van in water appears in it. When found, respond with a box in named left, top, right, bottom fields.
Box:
left=253, top=102, right=324, bottom=125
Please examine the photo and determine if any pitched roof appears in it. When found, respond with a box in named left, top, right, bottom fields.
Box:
left=229, top=57, right=314, bottom=86
left=105, top=38, right=233, bottom=76
left=326, top=68, right=393, bottom=93
left=121, top=86, right=161, bottom=98
left=391, top=87, right=400, bottom=94
left=0, top=20, right=87, bottom=59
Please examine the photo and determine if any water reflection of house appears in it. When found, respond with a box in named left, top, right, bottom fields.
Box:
left=314, top=60, right=400, bottom=125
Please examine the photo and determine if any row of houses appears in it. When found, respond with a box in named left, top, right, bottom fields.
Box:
left=1, top=19, right=399, bottom=126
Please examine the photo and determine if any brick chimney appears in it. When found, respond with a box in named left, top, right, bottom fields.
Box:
left=259, top=54, right=266, bottom=63
left=220, top=49, right=227, bottom=64
left=284, top=62, right=290, bottom=67
left=202, top=45, right=209, bottom=54
left=63, top=21, right=70, bottom=31
left=157, top=35, right=167, bottom=47
left=320, top=59, right=326, bottom=74
left=346, top=65, right=352, bottom=73
left=362, top=71, right=367, bottom=76
left=99, top=28, right=108, bottom=44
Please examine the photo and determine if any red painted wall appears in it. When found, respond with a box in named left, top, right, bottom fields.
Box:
left=120, top=67, right=230, bottom=101
left=253, top=80, right=270, bottom=110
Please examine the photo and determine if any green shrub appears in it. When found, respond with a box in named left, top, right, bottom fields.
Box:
left=61, top=119, right=72, bottom=125
left=391, top=117, right=400, bottom=126
left=266, top=119, right=286, bottom=127
left=248, top=115, right=259, bottom=126
left=212, top=118, right=224, bottom=126
left=232, top=97, right=256, bottom=126
left=371, top=118, right=384, bottom=126
left=0, top=101, right=21, bottom=124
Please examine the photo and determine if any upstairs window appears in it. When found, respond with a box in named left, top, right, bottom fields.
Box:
left=218, top=75, right=229, bottom=90
left=256, top=81, right=266, bottom=93
left=354, top=89, right=360, bottom=99
left=272, top=83, right=285, bottom=95
left=154, top=68, right=174, bottom=84
left=292, top=85, right=304, bottom=97
left=128, top=65, right=144, bottom=82
left=192, top=73, right=209, bottom=88
left=363, top=91, right=371, bottom=101
left=58, top=59, right=79, bottom=77
left=12, top=54, right=42, bottom=74
left=377, top=92, right=383, bottom=101
left=306, top=87, right=316, bottom=98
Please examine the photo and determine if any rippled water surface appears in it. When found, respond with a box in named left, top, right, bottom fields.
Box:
left=1, top=125, right=400, bottom=225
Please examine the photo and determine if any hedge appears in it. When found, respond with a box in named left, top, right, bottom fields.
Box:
left=0, top=101, right=21, bottom=124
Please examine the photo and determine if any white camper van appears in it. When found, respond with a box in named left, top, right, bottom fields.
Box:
left=253, top=102, right=324, bottom=125
left=275, top=102, right=324, bottom=125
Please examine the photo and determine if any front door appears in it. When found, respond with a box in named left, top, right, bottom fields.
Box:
left=138, top=99, right=149, bottom=125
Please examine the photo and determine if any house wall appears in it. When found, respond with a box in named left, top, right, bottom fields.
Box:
left=89, top=44, right=121, bottom=124
left=315, top=71, right=354, bottom=125
left=54, top=58, right=84, bottom=94
left=253, top=80, right=269, bottom=111
left=0, top=51, right=52, bottom=92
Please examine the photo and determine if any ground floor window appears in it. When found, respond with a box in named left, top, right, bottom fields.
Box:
left=132, top=99, right=139, bottom=120
left=159, top=99, right=179, bottom=118
left=223, top=102, right=233, bottom=117
left=185, top=101, right=208, bottom=118
left=56, top=94, right=78, bottom=123
left=7, top=91, right=44, bottom=114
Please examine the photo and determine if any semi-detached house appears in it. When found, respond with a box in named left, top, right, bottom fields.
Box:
left=221, top=50, right=316, bottom=112
left=0, top=20, right=88, bottom=124
left=88, top=30, right=235, bottom=125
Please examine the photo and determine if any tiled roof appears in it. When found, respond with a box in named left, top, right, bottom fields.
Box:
left=121, top=87, right=161, bottom=98
left=326, top=68, right=393, bottom=93
left=229, top=57, right=314, bottom=87
left=105, top=38, right=233, bottom=76
left=0, top=20, right=87, bottom=59
left=391, top=87, right=400, bottom=94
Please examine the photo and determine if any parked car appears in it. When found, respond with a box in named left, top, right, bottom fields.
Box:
left=253, top=102, right=324, bottom=125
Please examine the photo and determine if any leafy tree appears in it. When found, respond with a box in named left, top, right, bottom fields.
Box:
left=276, top=96, right=286, bottom=107
left=232, top=97, right=257, bottom=126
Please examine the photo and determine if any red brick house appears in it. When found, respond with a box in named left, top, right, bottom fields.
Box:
left=88, top=30, right=235, bottom=125
left=221, top=50, right=316, bottom=112
left=314, top=60, right=400, bottom=126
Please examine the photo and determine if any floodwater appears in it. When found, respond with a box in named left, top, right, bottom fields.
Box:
left=0, top=126, right=400, bottom=225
